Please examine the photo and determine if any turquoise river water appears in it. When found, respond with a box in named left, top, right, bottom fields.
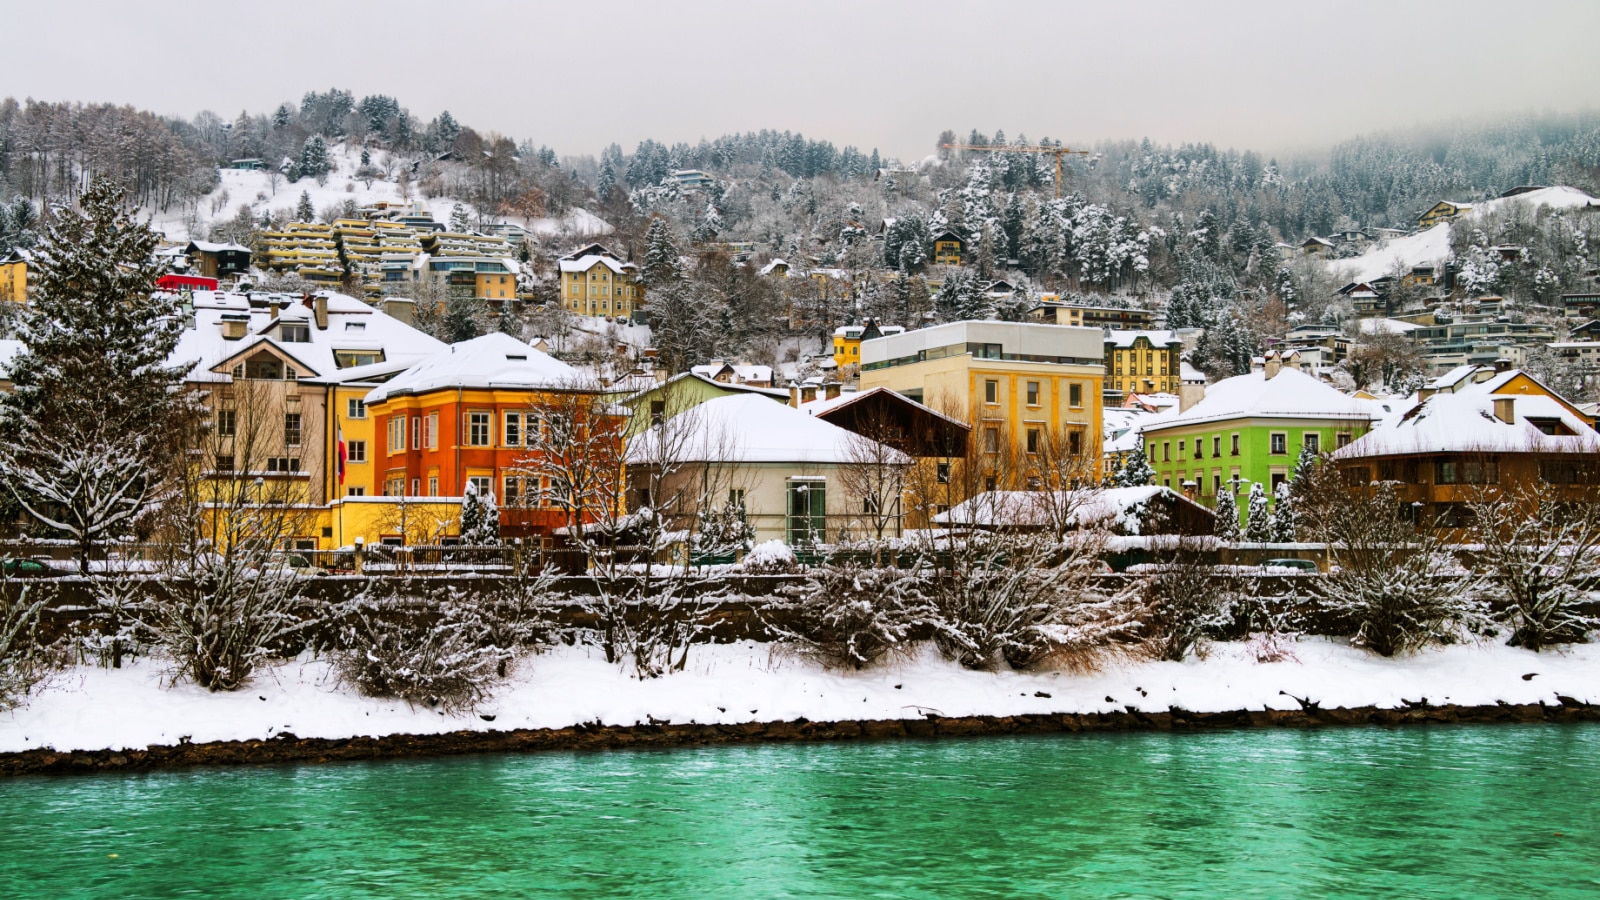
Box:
left=1, top=724, right=1597, bottom=898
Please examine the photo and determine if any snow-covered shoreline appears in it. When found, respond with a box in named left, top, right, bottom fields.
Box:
left=4, top=638, right=1598, bottom=758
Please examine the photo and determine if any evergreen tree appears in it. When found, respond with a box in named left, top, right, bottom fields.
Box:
left=1244, top=482, right=1273, bottom=543
left=298, top=135, right=331, bottom=182
left=295, top=191, right=315, bottom=223
left=0, top=178, right=188, bottom=571
left=359, top=147, right=370, bottom=166
left=1270, top=481, right=1298, bottom=543
left=642, top=218, right=685, bottom=288
left=460, top=481, right=501, bottom=545
left=1113, top=437, right=1156, bottom=487
left=933, top=270, right=992, bottom=322
left=1214, top=488, right=1241, bottom=542
left=449, top=203, right=472, bottom=233
left=443, top=295, right=491, bottom=342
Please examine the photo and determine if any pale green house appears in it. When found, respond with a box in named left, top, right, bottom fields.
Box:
left=1140, top=358, right=1377, bottom=519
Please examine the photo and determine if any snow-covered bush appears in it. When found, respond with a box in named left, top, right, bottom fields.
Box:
left=1136, top=538, right=1235, bottom=661
left=693, top=500, right=755, bottom=559
left=1469, top=483, right=1600, bottom=651
left=0, top=575, right=48, bottom=710
left=331, top=578, right=556, bottom=710
left=742, top=539, right=797, bottom=574
left=768, top=563, right=927, bottom=669
left=459, top=481, right=501, bottom=545
left=1317, top=483, right=1484, bottom=656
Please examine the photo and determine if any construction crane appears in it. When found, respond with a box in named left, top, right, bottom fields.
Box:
left=939, top=143, right=1090, bottom=198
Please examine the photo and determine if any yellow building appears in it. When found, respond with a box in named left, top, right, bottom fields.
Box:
left=931, top=230, right=965, bottom=267
left=1418, top=201, right=1474, bottom=230
left=832, top=322, right=905, bottom=369
left=0, top=249, right=28, bottom=303
left=860, top=321, right=1105, bottom=484
left=1104, top=330, right=1184, bottom=398
left=558, top=243, right=643, bottom=318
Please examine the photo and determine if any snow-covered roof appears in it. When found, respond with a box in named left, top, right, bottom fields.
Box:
left=621, top=371, right=788, bottom=404
left=1333, top=372, right=1600, bottom=458
left=625, top=393, right=906, bottom=465
left=557, top=254, right=634, bottom=275
left=797, top=385, right=972, bottom=431
left=1142, top=367, right=1372, bottom=432
left=364, top=332, right=582, bottom=403
left=934, top=486, right=1207, bottom=534
left=172, top=291, right=446, bottom=384
left=1105, top=329, right=1181, bottom=349
left=759, top=259, right=789, bottom=276
left=690, top=362, right=773, bottom=384
left=1179, top=362, right=1206, bottom=383
left=186, top=240, right=250, bottom=254
left=1358, top=318, right=1419, bottom=335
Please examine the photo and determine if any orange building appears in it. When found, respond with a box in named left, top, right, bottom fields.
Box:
left=362, top=332, right=619, bottom=540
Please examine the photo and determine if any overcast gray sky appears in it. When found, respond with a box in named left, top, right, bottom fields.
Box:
left=4, top=0, right=1597, bottom=160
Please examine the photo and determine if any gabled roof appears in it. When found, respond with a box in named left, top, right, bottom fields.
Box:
left=933, top=486, right=1212, bottom=534
left=364, top=332, right=582, bottom=403
left=1142, top=367, right=1371, bottom=432
left=626, top=393, right=906, bottom=465
left=1334, top=370, right=1600, bottom=458
left=186, top=240, right=251, bottom=254
left=557, top=254, right=635, bottom=275
left=1105, top=329, right=1181, bottom=349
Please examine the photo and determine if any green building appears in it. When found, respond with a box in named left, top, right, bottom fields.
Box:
left=1139, top=358, right=1377, bottom=518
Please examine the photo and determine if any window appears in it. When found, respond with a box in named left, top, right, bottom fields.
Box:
left=1336, top=432, right=1352, bottom=449
left=1303, top=433, right=1320, bottom=454
left=216, top=409, right=236, bottom=437
left=284, top=413, right=302, bottom=448
left=387, top=418, right=406, bottom=452
left=983, top=427, right=999, bottom=454
left=1436, top=459, right=1497, bottom=485
left=412, top=417, right=421, bottom=451
left=1212, top=474, right=1221, bottom=497
left=427, top=412, right=439, bottom=450
left=1212, top=435, right=1220, bottom=457
left=1271, top=472, right=1287, bottom=492
left=468, top=475, right=492, bottom=497
left=728, top=489, right=746, bottom=510
left=384, top=475, right=403, bottom=496
left=1270, top=433, right=1287, bottom=455
left=1069, top=383, right=1082, bottom=407
left=504, top=412, right=522, bottom=447
left=1194, top=438, right=1203, bottom=460
left=347, top=398, right=366, bottom=419
left=985, top=475, right=998, bottom=492
left=1068, top=430, right=1082, bottom=455
left=650, top=400, right=666, bottom=425
left=411, top=478, right=420, bottom=496
left=280, top=322, right=310, bottom=342
left=1230, top=433, right=1240, bottom=456
left=1026, top=381, right=1040, bottom=405
left=266, top=457, right=300, bottom=473
left=214, top=455, right=234, bottom=472
left=347, top=440, right=366, bottom=463
left=984, top=379, right=998, bottom=404
left=504, top=476, right=521, bottom=505
left=1026, top=427, right=1040, bottom=454
left=428, top=476, right=439, bottom=497
left=346, top=487, right=365, bottom=497
left=1162, top=441, right=1171, bottom=462
left=786, top=479, right=827, bottom=546
left=468, top=411, right=491, bottom=446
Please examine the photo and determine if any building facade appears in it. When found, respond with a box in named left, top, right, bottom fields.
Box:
left=1104, top=330, right=1183, bottom=398
left=558, top=243, right=643, bottom=318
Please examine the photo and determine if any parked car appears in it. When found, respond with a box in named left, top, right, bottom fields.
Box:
left=1260, top=558, right=1318, bottom=573
left=1, top=557, right=67, bottom=578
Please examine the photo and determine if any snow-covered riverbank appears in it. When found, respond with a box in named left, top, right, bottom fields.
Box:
left=5, top=637, right=1598, bottom=755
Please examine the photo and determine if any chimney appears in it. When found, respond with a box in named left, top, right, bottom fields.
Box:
left=789, top=384, right=801, bottom=408
left=824, top=382, right=841, bottom=401
left=1178, top=382, right=1205, bottom=413
left=268, top=298, right=281, bottom=320
left=1418, top=386, right=1437, bottom=401
left=1493, top=357, right=1512, bottom=373
left=382, top=297, right=417, bottom=326
left=1283, top=350, right=1301, bottom=371
left=1263, top=351, right=1281, bottom=380
left=801, top=385, right=817, bottom=404
left=313, top=294, right=328, bottom=330
left=1493, top=396, right=1516, bottom=424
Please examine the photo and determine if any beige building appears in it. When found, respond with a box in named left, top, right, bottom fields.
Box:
left=860, top=320, right=1105, bottom=475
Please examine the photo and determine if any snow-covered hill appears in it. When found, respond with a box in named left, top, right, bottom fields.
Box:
left=1331, top=186, right=1600, bottom=284
left=148, top=142, right=610, bottom=245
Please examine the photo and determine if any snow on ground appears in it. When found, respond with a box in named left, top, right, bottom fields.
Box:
left=1332, top=185, right=1600, bottom=284
left=149, top=143, right=608, bottom=243
left=4, top=638, right=1597, bottom=754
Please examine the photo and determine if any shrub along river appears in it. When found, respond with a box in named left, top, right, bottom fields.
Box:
left=3, top=724, right=1597, bottom=898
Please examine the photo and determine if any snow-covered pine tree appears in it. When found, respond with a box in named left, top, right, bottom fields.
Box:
left=1270, top=481, right=1297, bottom=543
left=449, top=203, right=472, bottom=233
left=295, top=191, right=315, bottom=223
left=298, top=135, right=331, bottom=183
left=1244, top=482, right=1272, bottom=542
left=0, top=177, right=189, bottom=571
left=1214, top=488, right=1241, bottom=542
left=359, top=147, right=370, bottom=166
left=460, top=481, right=501, bottom=545
left=443, top=295, right=491, bottom=342
left=1114, top=437, right=1156, bottom=487
left=643, top=218, right=685, bottom=288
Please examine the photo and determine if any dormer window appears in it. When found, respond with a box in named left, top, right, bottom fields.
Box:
left=506, top=354, right=527, bottom=361
left=280, top=323, right=310, bottom=342
left=345, top=322, right=366, bottom=332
